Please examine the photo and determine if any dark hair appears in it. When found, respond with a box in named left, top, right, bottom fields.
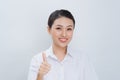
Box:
left=48, top=9, right=75, bottom=28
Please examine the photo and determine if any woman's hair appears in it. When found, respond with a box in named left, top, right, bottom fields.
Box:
left=48, top=9, right=75, bottom=28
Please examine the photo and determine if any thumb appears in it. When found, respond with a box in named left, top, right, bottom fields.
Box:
left=42, top=53, right=47, bottom=62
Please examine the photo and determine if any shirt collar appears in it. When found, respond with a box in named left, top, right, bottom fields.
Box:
left=45, top=45, right=74, bottom=59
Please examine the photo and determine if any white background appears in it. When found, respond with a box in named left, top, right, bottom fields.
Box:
left=0, top=0, right=120, bottom=80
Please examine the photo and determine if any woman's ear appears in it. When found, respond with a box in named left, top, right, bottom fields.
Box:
left=47, top=26, right=51, bottom=34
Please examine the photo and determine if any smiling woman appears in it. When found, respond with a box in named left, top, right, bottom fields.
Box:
left=48, top=17, right=74, bottom=51
left=27, top=9, right=98, bottom=80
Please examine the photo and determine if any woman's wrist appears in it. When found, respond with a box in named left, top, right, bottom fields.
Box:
left=37, top=73, right=44, bottom=80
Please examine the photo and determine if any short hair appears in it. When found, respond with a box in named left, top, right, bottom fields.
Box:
left=48, top=9, right=75, bottom=28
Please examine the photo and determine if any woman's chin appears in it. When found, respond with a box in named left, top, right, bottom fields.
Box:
left=53, top=41, right=69, bottom=48
left=58, top=43, right=68, bottom=48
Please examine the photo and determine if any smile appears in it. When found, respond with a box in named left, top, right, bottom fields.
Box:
left=59, top=38, right=68, bottom=42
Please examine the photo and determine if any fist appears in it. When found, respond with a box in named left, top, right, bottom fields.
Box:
left=38, top=53, right=51, bottom=77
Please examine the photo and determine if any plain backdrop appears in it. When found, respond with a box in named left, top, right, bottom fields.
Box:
left=0, top=0, right=120, bottom=80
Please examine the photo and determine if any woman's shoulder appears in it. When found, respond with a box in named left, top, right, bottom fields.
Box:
left=71, top=48, right=89, bottom=63
left=33, top=52, right=42, bottom=59
left=31, top=48, right=49, bottom=61
left=31, top=51, right=45, bottom=64
left=69, top=47, right=85, bottom=59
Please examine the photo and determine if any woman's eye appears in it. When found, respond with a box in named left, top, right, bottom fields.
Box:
left=56, top=27, right=61, bottom=30
left=67, top=28, right=72, bottom=31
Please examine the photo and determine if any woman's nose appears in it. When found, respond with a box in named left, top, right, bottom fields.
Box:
left=61, top=29, right=67, bottom=37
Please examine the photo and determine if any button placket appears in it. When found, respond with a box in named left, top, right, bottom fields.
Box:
left=59, top=63, right=64, bottom=80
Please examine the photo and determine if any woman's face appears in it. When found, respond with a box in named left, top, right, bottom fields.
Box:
left=48, top=17, right=74, bottom=48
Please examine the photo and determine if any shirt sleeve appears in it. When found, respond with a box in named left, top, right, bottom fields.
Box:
left=83, top=54, right=99, bottom=80
left=28, top=55, right=41, bottom=80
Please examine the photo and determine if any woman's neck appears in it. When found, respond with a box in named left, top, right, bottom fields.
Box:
left=52, top=44, right=67, bottom=61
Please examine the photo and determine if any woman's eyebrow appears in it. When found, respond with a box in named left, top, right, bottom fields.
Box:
left=56, top=24, right=73, bottom=27
left=56, top=24, right=63, bottom=27
left=67, top=25, right=73, bottom=27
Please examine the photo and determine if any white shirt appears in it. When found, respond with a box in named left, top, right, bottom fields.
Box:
left=28, top=46, right=98, bottom=80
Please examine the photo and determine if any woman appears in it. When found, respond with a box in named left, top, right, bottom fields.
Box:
left=28, top=9, right=98, bottom=80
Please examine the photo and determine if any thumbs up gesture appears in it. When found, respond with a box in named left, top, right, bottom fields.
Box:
left=37, top=53, right=51, bottom=80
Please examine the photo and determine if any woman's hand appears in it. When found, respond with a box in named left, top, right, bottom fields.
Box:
left=37, top=53, right=51, bottom=80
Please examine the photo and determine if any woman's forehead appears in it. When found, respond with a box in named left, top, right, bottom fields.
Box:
left=53, top=17, right=74, bottom=26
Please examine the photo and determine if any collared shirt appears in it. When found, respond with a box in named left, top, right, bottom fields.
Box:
left=28, top=46, right=98, bottom=80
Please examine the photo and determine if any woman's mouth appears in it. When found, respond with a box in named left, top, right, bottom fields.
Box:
left=59, top=38, right=68, bottom=42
